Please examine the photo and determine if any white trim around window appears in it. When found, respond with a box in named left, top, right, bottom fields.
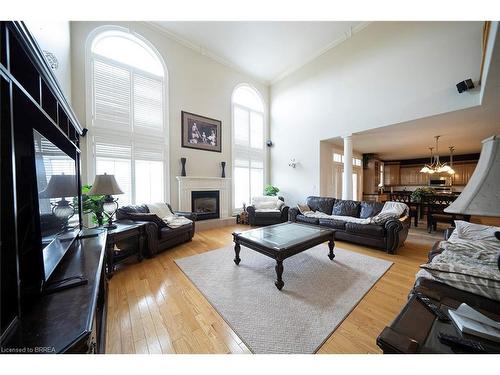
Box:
left=84, top=25, right=170, bottom=204
left=231, top=83, right=267, bottom=213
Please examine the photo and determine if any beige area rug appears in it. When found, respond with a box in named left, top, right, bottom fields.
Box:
left=175, top=244, right=392, bottom=354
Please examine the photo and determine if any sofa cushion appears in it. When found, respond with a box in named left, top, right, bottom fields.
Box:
left=333, top=200, right=361, bottom=217
left=253, top=210, right=281, bottom=217
left=319, top=218, right=346, bottom=230
left=345, top=222, right=385, bottom=237
left=306, top=196, right=335, bottom=215
left=296, top=215, right=319, bottom=225
left=359, top=201, right=384, bottom=219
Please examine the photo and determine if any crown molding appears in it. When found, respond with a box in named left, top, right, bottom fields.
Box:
left=144, top=21, right=372, bottom=87
left=142, top=21, right=270, bottom=85
left=270, top=22, right=371, bottom=85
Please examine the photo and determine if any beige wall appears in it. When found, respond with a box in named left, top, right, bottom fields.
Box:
left=70, top=21, right=269, bottom=210
left=270, top=22, right=483, bottom=206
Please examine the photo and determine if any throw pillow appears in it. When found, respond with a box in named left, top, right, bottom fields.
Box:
left=359, top=201, right=384, bottom=219
left=448, top=220, right=500, bottom=243
left=297, top=203, right=312, bottom=214
left=332, top=200, right=360, bottom=217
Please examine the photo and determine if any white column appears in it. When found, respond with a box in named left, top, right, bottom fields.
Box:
left=342, top=134, right=353, bottom=200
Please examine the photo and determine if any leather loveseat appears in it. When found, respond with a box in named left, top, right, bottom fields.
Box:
left=116, top=204, right=195, bottom=257
left=288, top=196, right=410, bottom=254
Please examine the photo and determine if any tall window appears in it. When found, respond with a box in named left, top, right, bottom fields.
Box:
left=232, top=85, right=265, bottom=210
left=88, top=29, right=167, bottom=205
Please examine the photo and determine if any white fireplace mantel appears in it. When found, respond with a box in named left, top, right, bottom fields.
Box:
left=176, top=176, right=232, bottom=218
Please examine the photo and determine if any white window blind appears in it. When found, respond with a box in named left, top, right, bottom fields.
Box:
left=93, top=59, right=131, bottom=128
left=135, top=145, right=164, bottom=204
left=94, top=139, right=132, bottom=206
left=232, top=87, right=265, bottom=210
left=89, top=30, right=167, bottom=206
left=133, top=74, right=163, bottom=130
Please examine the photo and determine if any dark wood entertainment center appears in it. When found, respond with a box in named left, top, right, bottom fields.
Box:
left=1, top=21, right=108, bottom=353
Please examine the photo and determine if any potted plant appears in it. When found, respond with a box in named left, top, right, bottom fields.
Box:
left=410, top=187, right=436, bottom=202
left=264, top=185, right=280, bottom=196
left=81, top=184, right=106, bottom=226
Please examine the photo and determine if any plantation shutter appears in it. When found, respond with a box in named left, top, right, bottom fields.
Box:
left=94, top=138, right=133, bottom=205
left=93, top=59, right=131, bottom=128
left=133, top=74, right=163, bottom=131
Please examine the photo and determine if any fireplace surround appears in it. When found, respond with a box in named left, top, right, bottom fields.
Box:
left=176, top=176, right=231, bottom=220
left=191, top=190, right=220, bottom=220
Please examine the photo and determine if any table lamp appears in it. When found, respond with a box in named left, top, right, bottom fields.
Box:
left=445, top=135, right=499, bottom=218
left=88, top=173, right=124, bottom=229
left=39, top=173, right=77, bottom=232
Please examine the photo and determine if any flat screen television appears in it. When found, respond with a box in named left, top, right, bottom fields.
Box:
left=33, top=130, right=80, bottom=281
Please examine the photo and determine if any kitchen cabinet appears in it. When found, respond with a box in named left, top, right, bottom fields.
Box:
left=384, top=163, right=400, bottom=186
left=399, top=166, right=430, bottom=186
left=452, top=162, right=477, bottom=186
left=363, top=158, right=382, bottom=194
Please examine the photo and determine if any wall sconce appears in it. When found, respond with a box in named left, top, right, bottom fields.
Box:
left=288, top=158, right=298, bottom=168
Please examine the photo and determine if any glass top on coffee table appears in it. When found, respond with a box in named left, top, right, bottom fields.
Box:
left=235, top=222, right=332, bottom=250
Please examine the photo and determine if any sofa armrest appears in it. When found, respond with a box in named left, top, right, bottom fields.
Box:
left=280, top=205, right=290, bottom=222
left=130, top=221, right=160, bottom=257
left=246, top=205, right=256, bottom=225
left=384, top=218, right=408, bottom=254
left=174, top=211, right=197, bottom=221
left=288, top=207, right=299, bottom=222
left=399, top=215, right=411, bottom=227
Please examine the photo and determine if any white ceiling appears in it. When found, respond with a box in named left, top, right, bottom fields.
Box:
left=327, top=105, right=500, bottom=160
left=327, top=23, right=500, bottom=161
left=152, top=21, right=365, bottom=83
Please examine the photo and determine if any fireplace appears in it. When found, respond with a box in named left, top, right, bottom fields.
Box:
left=191, top=190, right=220, bottom=221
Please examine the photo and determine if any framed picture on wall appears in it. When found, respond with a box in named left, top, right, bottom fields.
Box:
left=181, top=111, right=222, bottom=153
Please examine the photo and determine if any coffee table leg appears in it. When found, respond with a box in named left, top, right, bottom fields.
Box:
left=234, top=242, right=241, bottom=265
left=275, top=260, right=284, bottom=290
left=328, top=237, right=335, bottom=260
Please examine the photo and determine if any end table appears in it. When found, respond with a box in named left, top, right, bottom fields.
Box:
left=105, top=220, right=146, bottom=278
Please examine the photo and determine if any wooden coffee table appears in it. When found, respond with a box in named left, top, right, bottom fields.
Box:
left=232, top=222, right=335, bottom=290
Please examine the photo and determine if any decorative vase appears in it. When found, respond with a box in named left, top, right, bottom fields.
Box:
left=221, top=161, right=226, bottom=178
left=181, top=157, right=187, bottom=177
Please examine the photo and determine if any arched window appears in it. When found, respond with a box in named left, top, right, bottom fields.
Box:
left=232, top=85, right=265, bottom=210
left=87, top=28, right=167, bottom=205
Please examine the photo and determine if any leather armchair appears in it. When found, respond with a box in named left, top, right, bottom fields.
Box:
left=246, top=197, right=289, bottom=226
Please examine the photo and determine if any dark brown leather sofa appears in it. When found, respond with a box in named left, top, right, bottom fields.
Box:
left=288, top=196, right=410, bottom=254
left=116, top=204, right=195, bottom=257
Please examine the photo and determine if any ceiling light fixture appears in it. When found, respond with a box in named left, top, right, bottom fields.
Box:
left=420, top=136, right=455, bottom=174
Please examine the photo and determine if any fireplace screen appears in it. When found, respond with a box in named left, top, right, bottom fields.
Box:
left=191, top=190, right=220, bottom=220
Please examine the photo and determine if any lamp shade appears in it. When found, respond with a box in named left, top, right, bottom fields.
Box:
left=445, top=135, right=500, bottom=216
left=88, top=173, right=124, bottom=196
left=39, top=174, right=77, bottom=198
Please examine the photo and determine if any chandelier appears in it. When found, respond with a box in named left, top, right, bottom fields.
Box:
left=420, top=136, right=456, bottom=174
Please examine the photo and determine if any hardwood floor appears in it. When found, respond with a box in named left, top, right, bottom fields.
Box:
left=105, top=224, right=439, bottom=354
